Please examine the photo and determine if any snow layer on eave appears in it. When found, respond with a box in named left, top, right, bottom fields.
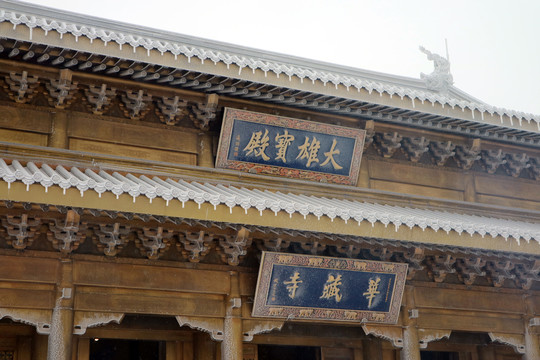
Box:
left=1, top=159, right=539, bottom=246
left=0, top=4, right=539, bottom=129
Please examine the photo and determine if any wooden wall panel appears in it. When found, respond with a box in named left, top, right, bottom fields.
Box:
left=69, top=138, right=196, bottom=165
left=475, top=175, right=540, bottom=202
left=68, top=117, right=198, bottom=154
left=0, top=129, right=48, bottom=147
left=0, top=256, right=58, bottom=283
left=371, top=179, right=464, bottom=200
left=0, top=105, right=52, bottom=133
left=414, top=287, right=526, bottom=314
left=416, top=311, right=523, bottom=334
left=73, top=261, right=230, bottom=295
left=0, top=287, right=54, bottom=309
left=369, top=160, right=465, bottom=190
left=74, top=286, right=224, bottom=317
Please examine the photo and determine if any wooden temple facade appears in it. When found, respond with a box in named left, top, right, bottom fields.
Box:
left=0, top=1, right=538, bottom=359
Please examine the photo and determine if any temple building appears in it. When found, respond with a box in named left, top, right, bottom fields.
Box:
left=0, top=1, right=538, bottom=359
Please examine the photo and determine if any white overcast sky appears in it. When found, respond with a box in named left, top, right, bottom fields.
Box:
left=20, top=0, right=540, bottom=115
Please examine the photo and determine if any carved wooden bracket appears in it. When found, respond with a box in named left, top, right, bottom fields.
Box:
left=157, top=95, right=188, bottom=125
left=363, top=120, right=375, bottom=150
left=456, top=257, right=486, bottom=286
left=176, top=316, right=224, bottom=341
left=454, top=139, right=481, bottom=170
left=4, top=71, right=39, bottom=103
left=1, top=214, right=40, bottom=250
left=93, top=223, right=130, bottom=256
left=402, top=137, right=429, bottom=162
left=489, top=332, right=526, bottom=354
left=514, top=260, right=540, bottom=290
left=47, top=210, right=87, bottom=253
left=136, top=226, right=174, bottom=260
left=528, top=158, right=540, bottom=180
left=0, top=308, right=52, bottom=334
left=426, top=255, right=456, bottom=283
left=505, top=153, right=530, bottom=177
left=177, top=230, right=213, bottom=262
left=85, top=84, right=116, bottom=115
left=121, top=89, right=152, bottom=119
left=242, top=319, right=284, bottom=342
left=395, top=247, right=424, bottom=280
left=334, top=244, right=361, bottom=258
left=429, top=141, right=455, bottom=166
left=418, top=329, right=451, bottom=348
left=299, top=240, right=326, bottom=255
left=46, top=70, right=78, bottom=108
left=218, top=227, right=251, bottom=266
left=487, top=260, right=516, bottom=287
left=373, top=132, right=402, bottom=158
left=482, top=149, right=507, bottom=174
left=256, top=238, right=290, bottom=253
left=190, top=94, right=218, bottom=130
left=362, top=324, right=404, bottom=348
left=73, top=311, right=124, bottom=335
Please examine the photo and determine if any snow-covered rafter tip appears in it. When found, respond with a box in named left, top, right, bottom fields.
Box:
left=0, top=159, right=539, bottom=246
left=0, top=6, right=538, bottom=127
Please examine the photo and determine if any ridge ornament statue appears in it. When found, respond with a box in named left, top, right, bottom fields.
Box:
left=419, top=46, right=454, bottom=94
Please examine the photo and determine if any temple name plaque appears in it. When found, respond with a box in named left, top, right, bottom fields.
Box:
left=252, top=252, right=408, bottom=324
left=216, top=108, right=365, bottom=185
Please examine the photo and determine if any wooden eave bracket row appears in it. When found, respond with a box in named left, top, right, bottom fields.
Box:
left=0, top=5, right=539, bottom=134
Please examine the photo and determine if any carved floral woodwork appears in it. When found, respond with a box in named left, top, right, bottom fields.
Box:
left=85, top=84, right=116, bottom=115
left=73, top=311, right=124, bottom=335
left=157, top=95, right=188, bottom=125
left=177, top=230, right=213, bottom=262
left=361, top=324, right=403, bottom=348
left=93, top=222, right=130, bottom=256
left=3, top=71, right=39, bottom=103
left=1, top=214, right=40, bottom=250
left=401, top=137, right=429, bottom=162
left=488, top=332, right=526, bottom=354
left=135, top=226, right=174, bottom=260
left=47, top=210, right=87, bottom=253
left=429, top=141, right=456, bottom=166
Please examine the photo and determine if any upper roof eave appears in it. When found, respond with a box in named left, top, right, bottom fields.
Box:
left=0, top=0, right=538, bottom=131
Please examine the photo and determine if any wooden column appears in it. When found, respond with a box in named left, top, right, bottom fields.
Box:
left=197, top=133, right=214, bottom=168
left=47, top=259, right=74, bottom=360
left=524, top=296, right=540, bottom=360
left=48, top=111, right=69, bottom=149
left=400, top=287, right=420, bottom=360
left=221, top=271, right=243, bottom=360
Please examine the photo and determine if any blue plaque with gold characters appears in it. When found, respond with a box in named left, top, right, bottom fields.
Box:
left=252, top=252, right=408, bottom=324
left=215, top=108, right=365, bottom=185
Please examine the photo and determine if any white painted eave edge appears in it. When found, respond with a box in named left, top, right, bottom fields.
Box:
left=0, top=2, right=539, bottom=129
left=1, top=159, right=539, bottom=246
